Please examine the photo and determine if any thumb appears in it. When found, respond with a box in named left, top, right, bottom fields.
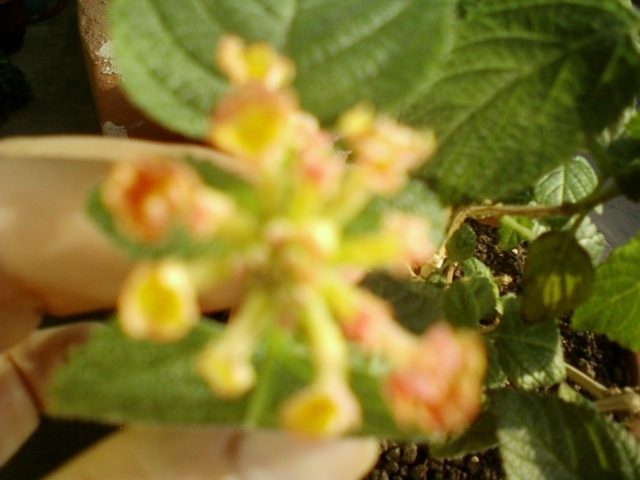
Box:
left=46, top=427, right=378, bottom=480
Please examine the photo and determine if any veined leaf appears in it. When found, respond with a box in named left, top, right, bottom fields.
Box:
left=409, top=0, right=640, bottom=204
left=573, top=234, right=640, bottom=351
left=535, top=155, right=598, bottom=207
left=487, top=296, right=564, bottom=389
left=360, top=272, right=445, bottom=334
left=108, top=0, right=456, bottom=139
left=49, top=322, right=413, bottom=438
left=444, top=277, right=496, bottom=328
left=492, top=390, right=640, bottom=480
left=446, top=223, right=477, bottom=264
left=521, top=231, right=595, bottom=323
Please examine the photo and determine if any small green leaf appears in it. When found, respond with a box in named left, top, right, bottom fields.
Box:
left=521, top=231, right=595, bottom=323
left=444, top=277, right=496, bottom=328
left=360, top=272, right=444, bottom=334
left=49, top=322, right=417, bottom=438
left=409, top=0, right=640, bottom=204
left=534, top=156, right=598, bottom=207
left=575, top=216, right=606, bottom=266
left=108, top=0, right=456, bottom=138
left=461, top=257, right=494, bottom=281
left=487, top=297, right=564, bottom=389
left=446, top=223, right=477, bottom=264
left=491, top=390, right=640, bottom=480
left=573, top=234, right=640, bottom=351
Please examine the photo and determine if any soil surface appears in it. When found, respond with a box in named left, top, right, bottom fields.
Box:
left=363, top=219, right=632, bottom=480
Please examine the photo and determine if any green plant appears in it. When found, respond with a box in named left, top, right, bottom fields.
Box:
left=22, top=0, right=640, bottom=478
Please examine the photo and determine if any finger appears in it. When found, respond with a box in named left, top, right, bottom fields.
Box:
left=0, top=324, right=97, bottom=464
left=0, top=154, right=131, bottom=316
left=0, top=136, right=252, bottom=179
left=0, top=140, right=241, bottom=316
left=46, top=427, right=378, bottom=480
left=0, top=265, right=42, bottom=351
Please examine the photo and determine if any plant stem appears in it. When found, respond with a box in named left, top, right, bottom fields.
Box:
left=566, top=363, right=640, bottom=415
left=500, top=215, right=535, bottom=240
left=566, top=363, right=609, bottom=399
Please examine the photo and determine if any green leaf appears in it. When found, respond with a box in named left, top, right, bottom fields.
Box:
left=491, top=390, right=640, bottom=480
left=444, top=277, right=496, bottom=328
left=446, top=223, right=477, bottom=264
left=360, top=272, right=445, bottom=334
left=573, top=234, right=640, bottom=351
left=521, top=231, right=595, bottom=323
left=408, top=0, right=640, bottom=204
left=49, top=322, right=415, bottom=438
left=535, top=156, right=598, bottom=207
left=574, top=216, right=606, bottom=266
left=108, top=0, right=456, bottom=139
left=346, top=180, right=449, bottom=247
left=487, top=296, right=564, bottom=389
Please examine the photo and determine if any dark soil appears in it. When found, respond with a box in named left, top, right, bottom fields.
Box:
left=363, top=219, right=633, bottom=480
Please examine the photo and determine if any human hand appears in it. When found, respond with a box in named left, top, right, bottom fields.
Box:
left=0, top=137, right=378, bottom=479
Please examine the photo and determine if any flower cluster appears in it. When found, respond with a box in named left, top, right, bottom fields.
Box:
left=101, top=35, right=486, bottom=438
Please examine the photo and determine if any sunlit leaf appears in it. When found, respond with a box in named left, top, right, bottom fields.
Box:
left=573, top=234, right=640, bottom=351
left=108, top=0, right=456, bottom=138
left=521, top=231, right=595, bottom=323
left=409, top=0, right=640, bottom=204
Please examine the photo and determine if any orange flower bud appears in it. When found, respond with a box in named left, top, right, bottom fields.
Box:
left=209, top=85, right=297, bottom=164
left=118, top=260, right=199, bottom=342
left=383, top=322, right=486, bottom=436
left=279, top=377, right=361, bottom=437
left=102, top=158, right=200, bottom=244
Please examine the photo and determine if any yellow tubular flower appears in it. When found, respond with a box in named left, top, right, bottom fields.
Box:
left=209, top=85, right=298, bottom=165
left=216, top=35, right=295, bottom=89
left=279, top=376, right=362, bottom=438
left=196, top=290, right=270, bottom=398
left=118, top=260, right=199, bottom=343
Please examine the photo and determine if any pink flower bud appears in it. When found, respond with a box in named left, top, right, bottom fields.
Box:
left=118, top=260, right=199, bottom=342
left=102, top=157, right=200, bottom=244
left=383, top=322, right=486, bottom=436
